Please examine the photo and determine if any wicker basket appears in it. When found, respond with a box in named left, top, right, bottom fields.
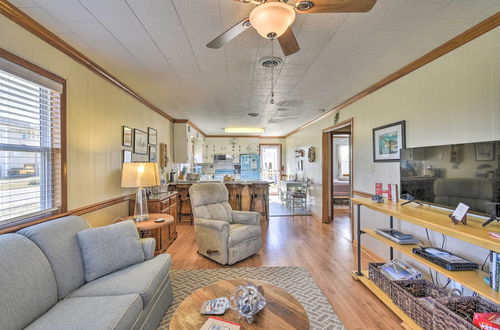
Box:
left=391, top=280, right=448, bottom=330
left=433, top=296, right=500, bottom=330
left=368, top=263, right=393, bottom=297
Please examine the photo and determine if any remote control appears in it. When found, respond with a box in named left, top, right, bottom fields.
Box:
left=154, top=218, right=165, bottom=223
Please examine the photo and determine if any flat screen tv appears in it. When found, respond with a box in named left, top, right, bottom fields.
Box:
left=400, top=140, right=500, bottom=218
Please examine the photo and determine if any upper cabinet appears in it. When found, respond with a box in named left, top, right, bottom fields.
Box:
left=173, top=123, right=204, bottom=164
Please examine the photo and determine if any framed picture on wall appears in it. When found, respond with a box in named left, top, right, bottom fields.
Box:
left=122, top=150, right=132, bottom=163
left=122, top=126, right=132, bottom=147
left=133, top=129, right=148, bottom=154
left=132, top=153, right=149, bottom=162
left=373, top=120, right=406, bottom=162
left=149, top=146, right=157, bottom=162
left=475, top=142, right=495, bottom=161
left=148, top=127, right=157, bottom=146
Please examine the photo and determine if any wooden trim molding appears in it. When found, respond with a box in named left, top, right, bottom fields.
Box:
left=285, top=13, right=500, bottom=138
left=322, top=118, right=354, bottom=133
left=0, top=0, right=174, bottom=122
left=321, top=131, right=331, bottom=223
left=0, top=193, right=134, bottom=234
left=353, top=190, right=372, bottom=198
left=173, top=119, right=207, bottom=137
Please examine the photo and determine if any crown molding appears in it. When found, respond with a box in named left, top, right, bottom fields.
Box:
left=284, top=12, right=500, bottom=138
left=0, top=0, right=174, bottom=122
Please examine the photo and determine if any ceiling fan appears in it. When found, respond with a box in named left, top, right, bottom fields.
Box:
left=206, top=0, right=377, bottom=56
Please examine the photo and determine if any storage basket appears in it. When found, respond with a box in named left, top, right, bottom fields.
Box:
left=391, top=280, right=448, bottom=330
left=433, top=296, right=500, bottom=330
left=368, top=262, right=393, bottom=297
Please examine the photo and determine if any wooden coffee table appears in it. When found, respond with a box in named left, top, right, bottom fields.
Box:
left=170, top=278, right=309, bottom=329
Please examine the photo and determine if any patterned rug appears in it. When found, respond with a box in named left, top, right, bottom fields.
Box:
left=158, top=266, right=344, bottom=329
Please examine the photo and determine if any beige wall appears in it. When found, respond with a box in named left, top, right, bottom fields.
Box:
left=0, top=15, right=174, bottom=227
left=285, top=28, right=500, bottom=284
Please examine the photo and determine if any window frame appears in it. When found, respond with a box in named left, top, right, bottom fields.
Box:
left=0, top=47, right=67, bottom=232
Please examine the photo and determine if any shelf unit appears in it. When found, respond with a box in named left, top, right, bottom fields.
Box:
left=352, top=197, right=500, bottom=326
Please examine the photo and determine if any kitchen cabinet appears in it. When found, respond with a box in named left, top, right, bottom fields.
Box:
left=173, top=122, right=204, bottom=164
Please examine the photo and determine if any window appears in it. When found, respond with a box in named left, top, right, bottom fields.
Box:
left=0, top=58, right=64, bottom=226
left=338, top=144, right=350, bottom=176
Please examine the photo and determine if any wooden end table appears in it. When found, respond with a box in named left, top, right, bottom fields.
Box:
left=116, top=213, right=174, bottom=255
left=170, top=278, right=310, bottom=330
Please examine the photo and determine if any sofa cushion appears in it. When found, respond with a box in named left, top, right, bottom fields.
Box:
left=0, top=234, right=57, bottom=330
left=228, top=224, right=261, bottom=246
left=69, top=254, right=171, bottom=307
left=18, top=216, right=89, bottom=300
left=26, top=295, right=142, bottom=330
left=77, top=220, right=145, bottom=282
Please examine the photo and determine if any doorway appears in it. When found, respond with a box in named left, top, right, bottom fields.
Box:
left=259, top=144, right=281, bottom=195
left=321, top=118, right=354, bottom=241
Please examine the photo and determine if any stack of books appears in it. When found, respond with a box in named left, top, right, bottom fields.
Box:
left=490, top=252, right=500, bottom=291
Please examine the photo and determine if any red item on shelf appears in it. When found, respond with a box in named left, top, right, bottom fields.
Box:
left=473, top=313, right=500, bottom=330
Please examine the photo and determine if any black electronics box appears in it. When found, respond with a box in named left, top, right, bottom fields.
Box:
left=412, top=247, right=479, bottom=271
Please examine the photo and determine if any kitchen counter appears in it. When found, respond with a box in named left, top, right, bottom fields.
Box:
left=168, top=181, right=269, bottom=223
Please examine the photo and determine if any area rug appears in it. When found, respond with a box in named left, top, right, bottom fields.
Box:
left=158, top=266, right=344, bottom=330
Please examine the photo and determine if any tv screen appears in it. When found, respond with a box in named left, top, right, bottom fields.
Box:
left=400, top=141, right=500, bottom=217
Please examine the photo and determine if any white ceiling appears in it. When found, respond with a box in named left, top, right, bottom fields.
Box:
left=10, top=0, right=500, bottom=136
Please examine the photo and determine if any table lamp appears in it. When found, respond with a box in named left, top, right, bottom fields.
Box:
left=121, top=162, right=160, bottom=221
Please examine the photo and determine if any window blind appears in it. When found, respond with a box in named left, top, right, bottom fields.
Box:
left=0, top=67, right=62, bottom=225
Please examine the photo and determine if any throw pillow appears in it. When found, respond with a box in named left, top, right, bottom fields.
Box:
left=77, top=220, right=145, bottom=282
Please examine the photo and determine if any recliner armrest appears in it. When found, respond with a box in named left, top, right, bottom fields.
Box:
left=140, top=238, right=155, bottom=259
left=194, top=218, right=230, bottom=232
left=231, top=211, right=260, bottom=226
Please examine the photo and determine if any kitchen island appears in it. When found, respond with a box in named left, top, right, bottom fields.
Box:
left=168, top=181, right=269, bottom=224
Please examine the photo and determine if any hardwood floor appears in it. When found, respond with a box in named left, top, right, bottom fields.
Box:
left=167, top=214, right=403, bottom=329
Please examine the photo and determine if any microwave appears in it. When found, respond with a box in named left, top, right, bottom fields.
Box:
left=213, top=154, right=233, bottom=161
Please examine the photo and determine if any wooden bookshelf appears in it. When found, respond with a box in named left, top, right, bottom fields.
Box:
left=352, top=197, right=500, bottom=326
left=353, top=271, right=422, bottom=330
left=363, top=229, right=499, bottom=304
left=352, top=197, right=500, bottom=253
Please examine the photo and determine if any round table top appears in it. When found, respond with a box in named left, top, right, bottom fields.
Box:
left=121, top=213, right=174, bottom=231
left=170, top=278, right=309, bottom=330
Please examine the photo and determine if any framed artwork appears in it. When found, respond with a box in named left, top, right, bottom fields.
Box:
left=149, top=146, right=157, bottom=162
left=373, top=120, right=406, bottom=162
left=132, top=153, right=149, bottom=162
left=122, top=150, right=132, bottom=163
left=133, top=129, right=148, bottom=154
left=475, top=142, right=495, bottom=161
left=148, top=127, right=157, bottom=146
left=122, top=126, right=132, bottom=147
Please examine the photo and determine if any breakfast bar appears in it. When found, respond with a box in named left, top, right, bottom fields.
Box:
left=168, top=181, right=270, bottom=223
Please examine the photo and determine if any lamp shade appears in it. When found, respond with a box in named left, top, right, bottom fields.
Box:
left=121, top=162, right=160, bottom=188
left=250, top=2, right=296, bottom=39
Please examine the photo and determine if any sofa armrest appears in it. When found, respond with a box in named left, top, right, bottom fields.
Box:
left=231, top=211, right=260, bottom=226
left=194, top=218, right=230, bottom=232
left=140, top=238, right=156, bottom=259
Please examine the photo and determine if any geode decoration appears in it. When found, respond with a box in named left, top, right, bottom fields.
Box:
left=229, top=283, right=266, bottom=324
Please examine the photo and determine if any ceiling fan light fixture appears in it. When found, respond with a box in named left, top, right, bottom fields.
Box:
left=224, top=127, right=265, bottom=134
left=249, top=2, right=296, bottom=39
left=296, top=1, right=314, bottom=12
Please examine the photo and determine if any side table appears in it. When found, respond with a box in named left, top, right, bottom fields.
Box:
left=116, top=213, right=174, bottom=255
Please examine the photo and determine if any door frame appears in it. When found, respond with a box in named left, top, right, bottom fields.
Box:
left=258, top=143, right=283, bottom=187
left=321, top=118, right=354, bottom=229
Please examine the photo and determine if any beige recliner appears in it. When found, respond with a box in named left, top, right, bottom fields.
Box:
left=189, top=183, right=262, bottom=265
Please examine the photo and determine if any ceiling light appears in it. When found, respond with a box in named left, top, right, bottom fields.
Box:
left=224, top=127, right=265, bottom=134
left=249, top=2, right=296, bottom=39
left=248, top=113, right=260, bottom=117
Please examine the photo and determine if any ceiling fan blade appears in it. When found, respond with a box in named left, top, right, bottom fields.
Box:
left=295, top=0, right=377, bottom=13
left=278, top=27, right=300, bottom=56
left=206, top=18, right=251, bottom=49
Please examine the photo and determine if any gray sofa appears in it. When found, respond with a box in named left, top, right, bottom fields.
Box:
left=0, top=215, right=173, bottom=330
left=189, top=182, right=262, bottom=265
